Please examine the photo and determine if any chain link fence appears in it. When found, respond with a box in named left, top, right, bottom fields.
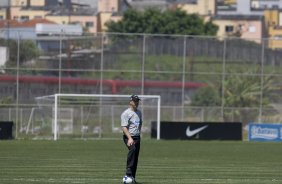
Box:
left=0, top=31, right=282, bottom=139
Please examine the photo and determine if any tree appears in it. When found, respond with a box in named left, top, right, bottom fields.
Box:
left=191, top=85, right=221, bottom=106
left=1, top=39, right=41, bottom=67
left=222, top=73, right=278, bottom=124
left=106, top=8, right=218, bottom=36
left=192, top=71, right=279, bottom=124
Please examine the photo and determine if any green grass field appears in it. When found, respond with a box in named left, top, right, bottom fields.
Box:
left=0, top=140, right=281, bottom=184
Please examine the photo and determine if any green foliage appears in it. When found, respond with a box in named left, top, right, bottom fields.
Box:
left=222, top=73, right=279, bottom=123
left=1, top=39, right=41, bottom=67
left=0, top=96, right=13, bottom=105
left=223, top=72, right=278, bottom=108
left=190, top=68, right=279, bottom=124
left=106, top=8, right=218, bottom=35
left=191, top=85, right=221, bottom=106
left=19, top=40, right=41, bottom=63
left=204, top=21, right=219, bottom=36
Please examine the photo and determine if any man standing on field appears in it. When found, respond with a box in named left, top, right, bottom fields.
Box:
left=121, top=94, right=142, bottom=183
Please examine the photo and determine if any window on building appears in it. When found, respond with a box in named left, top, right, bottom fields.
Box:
left=225, top=25, right=234, bottom=33
left=70, top=21, right=80, bottom=25
left=20, top=16, right=29, bottom=21
left=86, top=22, right=94, bottom=28
left=34, top=16, right=43, bottom=19
left=208, top=10, right=212, bottom=15
left=249, top=26, right=256, bottom=33
left=260, top=4, right=268, bottom=9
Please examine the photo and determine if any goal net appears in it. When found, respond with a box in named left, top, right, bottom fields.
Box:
left=31, top=94, right=161, bottom=140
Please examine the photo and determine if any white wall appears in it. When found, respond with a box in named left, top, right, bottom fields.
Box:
left=0, top=47, right=8, bottom=66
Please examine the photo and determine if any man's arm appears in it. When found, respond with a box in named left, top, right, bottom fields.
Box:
left=122, top=126, right=134, bottom=146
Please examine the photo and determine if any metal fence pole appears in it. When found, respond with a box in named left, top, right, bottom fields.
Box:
left=99, top=33, right=105, bottom=138
left=15, top=31, right=20, bottom=139
left=181, top=36, right=187, bottom=121
left=59, top=30, right=63, bottom=94
left=100, top=33, right=104, bottom=94
left=221, top=38, right=227, bottom=121
left=141, top=35, right=146, bottom=95
left=258, top=38, right=265, bottom=123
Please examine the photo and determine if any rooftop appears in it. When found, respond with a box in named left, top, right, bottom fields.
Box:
left=213, top=15, right=264, bottom=21
left=126, top=0, right=169, bottom=11
left=47, top=7, right=98, bottom=16
left=0, top=19, right=57, bottom=28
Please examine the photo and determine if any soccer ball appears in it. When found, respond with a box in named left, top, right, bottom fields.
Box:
left=122, top=175, right=133, bottom=184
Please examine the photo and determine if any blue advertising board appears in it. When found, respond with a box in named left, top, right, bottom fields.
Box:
left=249, top=123, right=282, bottom=142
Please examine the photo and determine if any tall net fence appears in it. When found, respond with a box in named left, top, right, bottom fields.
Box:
left=0, top=31, right=282, bottom=139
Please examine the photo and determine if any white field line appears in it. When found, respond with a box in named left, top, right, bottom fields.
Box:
left=0, top=177, right=279, bottom=183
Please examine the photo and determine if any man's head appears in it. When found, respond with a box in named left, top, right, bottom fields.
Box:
left=130, top=94, right=141, bottom=102
left=129, top=94, right=140, bottom=110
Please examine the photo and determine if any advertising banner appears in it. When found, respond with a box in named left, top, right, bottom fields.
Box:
left=0, top=121, right=13, bottom=140
left=151, top=122, right=242, bottom=140
left=249, top=123, right=282, bottom=142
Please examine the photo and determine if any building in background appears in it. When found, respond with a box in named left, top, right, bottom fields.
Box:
left=174, top=0, right=216, bottom=17
left=2, top=0, right=282, bottom=49
left=0, top=46, right=8, bottom=67
left=218, top=0, right=255, bottom=15
left=0, top=18, right=83, bottom=52
left=0, top=0, right=126, bottom=34
left=0, top=8, right=6, bottom=20
left=251, top=0, right=282, bottom=10
left=264, top=9, right=282, bottom=49
left=125, top=0, right=168, bottom=11
left=97, top=0, right=123, bottom=32
left=0, top=18, right=57, bottom=39
left=45, top=7, right=98, bottom=33
left=213, top=15, right=264, bottom=43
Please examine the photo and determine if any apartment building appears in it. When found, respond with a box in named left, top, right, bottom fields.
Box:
left=0, top=8, right=6, bottom=20
left=176, top=0, right=216, bottom=16
left=97, top=0, right=123, bottom=32
left=251, top=0, right=282, bottom=9
left=2, top=0, right=282, bottom=49
left=98, top=0, right=119, bottom=12
left=9, top=0, right=49, bottom=21
left=213, top=15, right=263, bottom=43
left=264, top=9, right=282, bottom=49
left=3, top=0, right=124, bottom=33
left=45, top=8, right=98, bottom=33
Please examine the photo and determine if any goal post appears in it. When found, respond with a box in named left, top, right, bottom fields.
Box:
left=35, top=94, right=161, bottom=140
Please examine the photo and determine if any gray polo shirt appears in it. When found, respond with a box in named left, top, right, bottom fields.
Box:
left=121, top=108, right=142, bottom=136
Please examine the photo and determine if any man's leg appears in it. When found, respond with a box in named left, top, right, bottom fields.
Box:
left=132, top=140, right=140, bottom=178
left=123, top=136, right=138, bottom=177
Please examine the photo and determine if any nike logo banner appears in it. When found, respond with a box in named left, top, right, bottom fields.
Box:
left=186, top=125, right=208, bottom=137
left=151, top=122, right=242, bottom=140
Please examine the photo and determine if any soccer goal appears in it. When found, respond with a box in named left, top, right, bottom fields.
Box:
left=34, top=94, right=161, bottom=140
